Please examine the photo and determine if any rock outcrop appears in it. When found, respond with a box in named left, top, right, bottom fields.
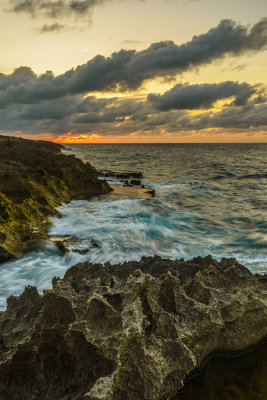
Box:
left=0, top=135, right=111, bottom=260
left=0, top=256, right=266, bottom=399
left=99, top=171, right=143, bottom=180
left=98, top=170, right=155, bottom=196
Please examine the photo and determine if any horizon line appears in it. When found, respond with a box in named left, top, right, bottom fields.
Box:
left=57, top=141, right=267, bottom=144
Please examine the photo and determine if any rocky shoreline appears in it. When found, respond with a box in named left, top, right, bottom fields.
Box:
left=0, top=136, right=111, bottom=261
left=0, top=136, right=266, bottom=399
left=98, top=169, right=155, bottom=198
left=0, top=255, right=266, bottom=399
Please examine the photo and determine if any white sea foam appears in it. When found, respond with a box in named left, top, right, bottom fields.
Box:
left=0, top=194, right=266, bottom=309
left=1, top=143, right=266, bottom=309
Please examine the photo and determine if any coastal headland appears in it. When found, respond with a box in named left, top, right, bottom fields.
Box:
left=0, top=136, right=266, bottom=399
left=0, top=135, right=111, bottom=261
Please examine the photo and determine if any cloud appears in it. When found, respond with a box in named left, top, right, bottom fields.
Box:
left=39, top=23, right=65, bottom=33
left=1, top=18, right=267, bottom=139
left=121, top=40, right=145, bottom=45
left=8, top=0, right=197, bottom=22
left=9, top=0, right=108, bottom=19
left=147, top=82, right=266, bottom=110
left=232, top=64, right=246, bottom=72
left=198, top=103, right=267, bottom=130
left=0, top=18, right=267, bottom=108
left=0, top=79, right=267, bottom=138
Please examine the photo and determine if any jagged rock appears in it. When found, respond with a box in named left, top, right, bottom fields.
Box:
left=0, top=256, right=266, bottom=399
left=0, top=135, right=111, bottom=260
left=55, top=240, right=70, bottom=254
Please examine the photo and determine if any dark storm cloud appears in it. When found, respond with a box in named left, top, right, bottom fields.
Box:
left=147, top=82, right=266, bottom=110
left=0, top=18, right=267, bottom=108
left=19, top=95, right=113, bottom=120
left=201, top=103, right=267, bottom=130
left=121, top=18, right=267, bottom=84
left=1, top=84, right=267, bottom=137
left=152, top=104, right=267, bottom=132
left=1, top=18, right=267, bottom=137
left=92, top=103, right=267, bottom=135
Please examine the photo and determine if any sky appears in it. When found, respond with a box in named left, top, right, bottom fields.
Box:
left=0, top=0, right=267, bottom=143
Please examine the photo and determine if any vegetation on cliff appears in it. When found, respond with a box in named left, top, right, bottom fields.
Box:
left=0, top=135, right=111, bottom=260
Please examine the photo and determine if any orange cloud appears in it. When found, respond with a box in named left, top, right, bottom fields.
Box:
left=24, top=128, right=267, bottom=144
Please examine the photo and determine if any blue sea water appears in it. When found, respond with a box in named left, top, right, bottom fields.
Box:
left=0, top=143, right=266, bottom=308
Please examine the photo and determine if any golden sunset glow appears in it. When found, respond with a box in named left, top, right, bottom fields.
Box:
left=0, top=0, right=266, bottom=143
left=25, top=128, right=267, bottom=144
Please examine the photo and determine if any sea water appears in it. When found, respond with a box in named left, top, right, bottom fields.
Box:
left=0, top=143, right=266, bottom=309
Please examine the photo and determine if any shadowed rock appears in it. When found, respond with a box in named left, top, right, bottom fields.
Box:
left=0, top=256, right=266, bottom=399
left=99, top=170, right=143, bottom=180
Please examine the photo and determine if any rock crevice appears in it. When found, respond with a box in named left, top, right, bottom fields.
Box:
left=0, top=256, right=266, bottom=399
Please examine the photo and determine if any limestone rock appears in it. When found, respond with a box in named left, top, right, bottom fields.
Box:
left=0, top=256, right=266, bottom=399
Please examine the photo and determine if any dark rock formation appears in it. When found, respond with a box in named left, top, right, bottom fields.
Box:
left=177, top=341, right=267, bottom=400
left=98, top=170, right=154, bottom=196
left=99, top=170, right=143, bottom=180
left=0, top=135, right=111, bottom=260
left=130, top=179, right=142, bottom=186
left=0, top=256, right=266, bottom=399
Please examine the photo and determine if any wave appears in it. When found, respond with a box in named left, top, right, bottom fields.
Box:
left=1, top=194, right=266, bottom=309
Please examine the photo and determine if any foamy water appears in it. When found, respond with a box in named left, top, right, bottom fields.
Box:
left=0, top=143, right=266, bottom=309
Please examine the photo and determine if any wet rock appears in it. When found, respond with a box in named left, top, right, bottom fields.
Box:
left=52, top=237, right=102, bottom=254
left=55, top=240, right=69, bottom=254
left=99, top=170, right=143, bottom=180
left=130, top=179, right=141, bottom=186
left=0, top=246, right=13, bottom=262
left=123, top=180, right=130, bottom=186
left=146, top=188, right=155, bottom=197
left=72, top=248, right=90, bottom=254
left=0, top=135, right=111, bottom=260
left=0, top=256, right=266, bottom=399
left=91, top=239, right=102, bottom=249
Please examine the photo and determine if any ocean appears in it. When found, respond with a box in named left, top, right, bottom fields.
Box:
left=0, top=143, right=266, bottom=308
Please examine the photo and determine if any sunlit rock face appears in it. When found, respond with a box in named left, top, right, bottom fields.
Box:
left=0, top=256, right=266, bottom=399
left=0, top=135, right=111, bottom=260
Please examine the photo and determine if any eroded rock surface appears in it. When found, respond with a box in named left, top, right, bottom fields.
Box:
left=0, top=256, right=266, bottom=399
left=0, top=135, right=111, bottom=260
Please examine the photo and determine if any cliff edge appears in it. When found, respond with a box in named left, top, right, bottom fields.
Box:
left=0, top=135, right=111, bottom=261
